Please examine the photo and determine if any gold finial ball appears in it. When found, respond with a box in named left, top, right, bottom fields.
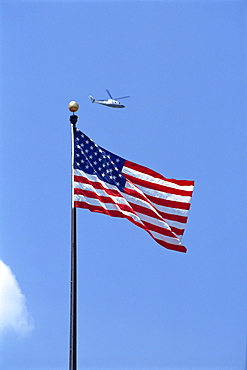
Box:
left=68, top=101, right=79, bottom=112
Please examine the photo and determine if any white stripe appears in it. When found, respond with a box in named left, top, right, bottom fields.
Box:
left=123, top=166, right=194, bottom=192
left=131, top=211, right=177, bottom=234
left=125, top=181, right=191, bottom=204
left=149, top=202, right=189, bottom=218
left=161, top=218, right=185, bottom=230
left=150, top=230, right=182, bottom=246
left=74, top=181, right=125, bottom=202
left=74, top=169, right=121, bottom=191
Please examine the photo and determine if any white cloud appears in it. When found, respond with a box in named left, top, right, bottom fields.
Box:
left=0, top=260, right=34, bottom=337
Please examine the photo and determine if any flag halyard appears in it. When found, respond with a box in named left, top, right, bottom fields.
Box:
left=73, top=128, right=194, bottom=253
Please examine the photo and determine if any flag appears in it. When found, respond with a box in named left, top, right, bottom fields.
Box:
left=73, top=128, right=194, bottom=253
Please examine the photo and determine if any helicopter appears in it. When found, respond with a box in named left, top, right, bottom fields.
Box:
left=89, top=90, right=130, bottom=108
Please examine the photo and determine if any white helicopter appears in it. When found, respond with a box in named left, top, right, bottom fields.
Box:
left=89, top=90, right=130, bottom=108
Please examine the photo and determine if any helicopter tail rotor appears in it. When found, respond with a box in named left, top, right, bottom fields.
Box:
left=89, top=95, right=95, bottom=103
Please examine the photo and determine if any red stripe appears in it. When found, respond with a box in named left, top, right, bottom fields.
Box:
left=74, top=175, right=116, bottom=192
left=127, top=201, right=164, bottom=222
left=158, top=211, right=187, bottom=224
left=74, top=186, right=121, bottom=198
left=124, top=173, right=193, bottom=197
left=75, top=188, right=119, bottom=204
left=74, top=201, right=145, bottom=230
left=170, top=226, right=184, bottom=237
left=74, top=200, right=128, bottom=218
left=141, top=220, right=179, bottom=240
left=143, top=193, right=191, bottom=210
left=125, top=160, right=194, bottom=187
left=155, top=239, right=187, bottom=253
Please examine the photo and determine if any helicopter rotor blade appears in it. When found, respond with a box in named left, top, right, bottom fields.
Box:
left=115, top=96, right=130, bottom=100
left=106, top=89, right=113, bottom=99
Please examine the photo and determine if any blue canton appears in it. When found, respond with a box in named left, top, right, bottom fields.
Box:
left=74, top=128, right=126, bottom=192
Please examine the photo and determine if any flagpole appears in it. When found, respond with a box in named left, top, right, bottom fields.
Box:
left=68, top=101, right=79, bottom=370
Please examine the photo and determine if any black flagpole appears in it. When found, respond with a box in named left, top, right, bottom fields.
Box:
left=68, top=101, right=79, bottom=370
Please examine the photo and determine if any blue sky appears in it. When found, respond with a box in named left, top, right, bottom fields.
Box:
left=1, top=1, right=246, bottom=369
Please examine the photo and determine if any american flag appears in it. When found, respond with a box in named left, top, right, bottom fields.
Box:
left=73, top=128, right=194, bottom=253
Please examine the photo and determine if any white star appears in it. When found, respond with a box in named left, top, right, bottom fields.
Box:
left=116, top=158, right=120, bottom=162
left=93, top=161, right=97, bottom=165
